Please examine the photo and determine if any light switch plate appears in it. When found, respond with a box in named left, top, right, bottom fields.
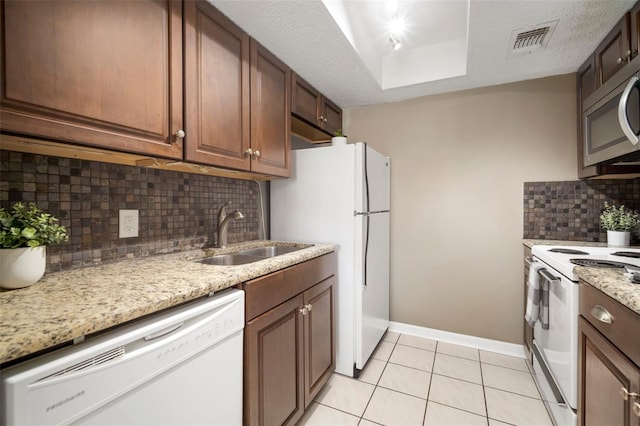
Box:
left=119, top=209, right=139, bottom=238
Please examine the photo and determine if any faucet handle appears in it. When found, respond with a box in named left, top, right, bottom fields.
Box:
left=218, top=201, right=233, bottom=227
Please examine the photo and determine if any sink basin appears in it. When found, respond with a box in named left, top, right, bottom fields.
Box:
left=196, top=254, right=264, bottom=266
left=237, top=245, right=305, bottom=258
left=196, top=245, right=310, bottom=266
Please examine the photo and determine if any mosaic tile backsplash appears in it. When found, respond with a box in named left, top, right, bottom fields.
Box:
left=0, top=150, right=260, bottom=271
left=524, top=178, right=640, bottom=243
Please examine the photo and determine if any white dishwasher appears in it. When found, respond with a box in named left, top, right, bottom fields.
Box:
left=1, top=288, right=244, bottom=426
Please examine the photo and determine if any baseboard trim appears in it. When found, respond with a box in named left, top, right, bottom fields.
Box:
left=388, top=321, right=526, bottom=359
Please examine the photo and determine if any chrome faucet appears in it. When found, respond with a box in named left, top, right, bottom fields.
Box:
left=217, top=201, right=245, bottom=248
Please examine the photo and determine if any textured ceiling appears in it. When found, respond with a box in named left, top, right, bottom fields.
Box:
left=210, top=0, right=636, bottom=109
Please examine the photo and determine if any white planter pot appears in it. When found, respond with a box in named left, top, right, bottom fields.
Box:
left=331, top=136, right=347, bottom=146
left=606, top=230, right=631, bottom=247
left=0, top=246, right=46, bottom=289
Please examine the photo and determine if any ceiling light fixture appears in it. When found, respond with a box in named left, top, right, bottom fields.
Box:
left=389, top=33, right=402, bottom=50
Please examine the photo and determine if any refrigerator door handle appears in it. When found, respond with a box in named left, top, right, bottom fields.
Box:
left=354, top=210, right=390, bottom=216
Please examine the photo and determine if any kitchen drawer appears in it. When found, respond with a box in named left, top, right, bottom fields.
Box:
left=579, top=281, right=640, bottom=367
left=240, top=252, right=336, bottom=321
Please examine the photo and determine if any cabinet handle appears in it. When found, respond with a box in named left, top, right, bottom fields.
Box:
left=304, top=304, right=312, bottom=312
left=175, top=129, right=186, bottom=139
left=625, top=49, right=632, bottom=59
left=299, top=307, right=308, bottom=315
left=617, top=57, right=624, bottom=64
left=253, top=150, right=261, bottom=159
left=318, top=115, right=324, bottom=122
left=323, top=118, right=328, bottom=122
left=245, top=148, right=253, bottom=158
left=634, top=401, right=640, bottom=418
left=620, top=387, right=640, bottom=401
left=590, top=305, right=613, bottom=324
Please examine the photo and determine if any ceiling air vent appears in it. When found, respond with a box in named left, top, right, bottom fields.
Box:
left=507, top=20, right=558, bottom=57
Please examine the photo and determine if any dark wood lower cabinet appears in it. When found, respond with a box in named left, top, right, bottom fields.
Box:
left=241, top=253, right=336, bottom=426
left=578, top=282, right=640, bottom=426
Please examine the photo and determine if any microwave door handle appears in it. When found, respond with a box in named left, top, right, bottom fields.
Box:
left=618, top=75, right=640, bottom=145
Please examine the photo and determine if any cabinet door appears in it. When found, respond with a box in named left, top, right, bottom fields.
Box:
left=303, top=277, right=335, bottom=407
left=183, top=0, right=250, bottom=170
left=595, top=13, right=631, bottom=87
left=0, top=0, right=183, bottom=159
left=523, top=248, right=533, bottom=365
left=631, top=2, right=640, bottom=61
left=322, top=98, right=343, bottom=136
left=245, top=295, right=304, bottom=426
left=292, top=73, right=322, bottom=127
left=578, top=317, right=640, bottom=426
left=250, top=40, right=291, bottom=177
left=577, top=56, right=599, bottom=178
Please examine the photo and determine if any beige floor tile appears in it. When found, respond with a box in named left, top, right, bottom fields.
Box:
left=389, top=344, right=435, bottom=371
left=428, top=374, right=486, bottom=416
left=485, top=388, right=552, bottom=426
left=359, top=359, right=386, bottom=385
left=424, top=401, right=488, bottom=426
left=297, top=402, right=360, bottom=426
left=436, top=342, right=480, bottom=361
left=398, top=334, right=438, bottom=351
left=372, top=341, right=395, bottom=362
left=488, top=419, right=512, bottom=426
left=362, top=387, right=427, bottom=426
left=433, top=353, right=482, bottom=384
left=383, top=331, right=400, bottom=343
left=378, top=362, right=431, bottom=399
left=358, top=419, right=383, bottom=426
left=481, top=364, right=540, bottom=398
left=479, top=350, right=529, bottom=372
left=315, top=374, right=376, bottom=417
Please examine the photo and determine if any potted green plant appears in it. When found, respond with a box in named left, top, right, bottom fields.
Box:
left=332, top=129, right=347, bottom=146
left=599, top=202, right=639, bottom=247
left=0, top=202, right=68, bottom=289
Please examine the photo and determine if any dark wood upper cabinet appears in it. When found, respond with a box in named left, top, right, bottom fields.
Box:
left=595, top=13, right=631, bottom=88
left=630, top=2, right=640, bottom=61
left=0, top=0, right=183, bottom=159
left=250, top=40, right=291, bottom=177
left=183, top=0, right=250, bottom=170
left=577, top=57, right=599, bottom=178
left=291, top=73, right=342, bottom=141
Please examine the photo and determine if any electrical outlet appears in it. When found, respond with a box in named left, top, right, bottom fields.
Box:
left=119, top=209, right=139, bottom=238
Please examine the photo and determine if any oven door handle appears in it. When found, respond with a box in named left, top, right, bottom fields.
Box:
left=539, top=269, right=560, bottom=284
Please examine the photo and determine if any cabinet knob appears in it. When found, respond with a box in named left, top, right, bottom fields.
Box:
left=590, top=305, right=613, bottom=324
left=253, top=150, right=261, bottom=159
left=175, top=129, right=186, bottom=139
left=299, top=307, right=308, bottom=315
left=625, top=49, right=632, bottom=59
left=305, top=304, right=312, bottom=312
left=620, top=387, right=640, bottom=401
left=323, top=118, right=328, bottom=122
left=245, top=148, right=253, bottom=157
left=617, top=57, right=624, bottom=64
left=634, top=401, right=640, bottom=418
left=318, top=115, right=324, bottom=122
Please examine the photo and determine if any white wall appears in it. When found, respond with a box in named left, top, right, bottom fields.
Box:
left=344, top=74, right=577, bottom=343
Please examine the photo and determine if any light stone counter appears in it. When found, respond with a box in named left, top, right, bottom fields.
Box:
left=522, top=239, right=639, bottom=316
left=0, top=240, right=336, bottom=365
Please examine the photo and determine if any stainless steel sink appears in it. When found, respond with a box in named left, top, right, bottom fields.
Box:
left=196, top=245, right=310, bottom=266
left=237, top=245, right=304, bottom=258
left=196, top=254, right=264, bottom=266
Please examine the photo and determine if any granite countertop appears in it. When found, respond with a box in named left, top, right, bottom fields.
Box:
left=0, top=240, right=336, bottom=365
left=522, top=239, right=640, bottom=316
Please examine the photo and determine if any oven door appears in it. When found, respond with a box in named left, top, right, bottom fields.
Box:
left=531, top=265, right=579, bottom=410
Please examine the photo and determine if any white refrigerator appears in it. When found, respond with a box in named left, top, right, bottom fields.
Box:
left=270, top=142, right=390, bottom=377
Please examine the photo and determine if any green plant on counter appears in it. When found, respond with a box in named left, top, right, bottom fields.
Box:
left=599, top=202, right=640, bottom=232
left=0, top=202, right=68, bottom=248
left=334, top=129, right=347, bottom=137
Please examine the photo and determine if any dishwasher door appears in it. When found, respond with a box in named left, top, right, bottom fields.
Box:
left=1, top=289, right=244, bottom=426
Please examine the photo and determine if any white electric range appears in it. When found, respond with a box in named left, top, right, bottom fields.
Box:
left=529, top=245, right=640, bottom=426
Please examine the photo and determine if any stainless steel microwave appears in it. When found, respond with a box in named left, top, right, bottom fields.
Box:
left=583, top=56, right=640, bottom=166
